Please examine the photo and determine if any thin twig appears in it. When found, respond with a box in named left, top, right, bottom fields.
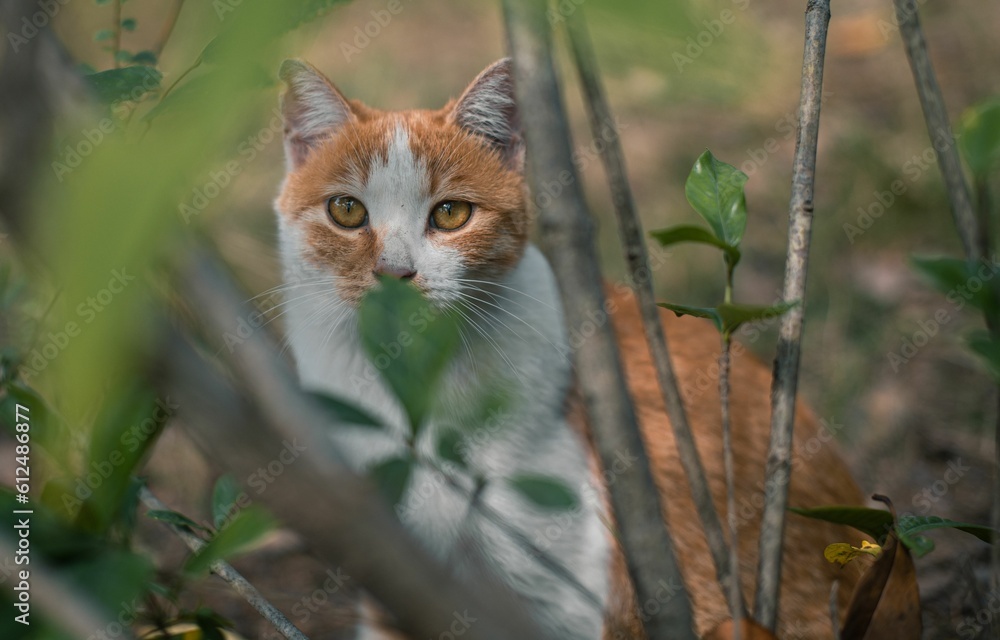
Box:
left=139, top=488, right=310, bottom=640
left=564, top=8, right=746, bottom=621
left=753, top=0, right=832, bottom=629
left=112, top=0, right=123, bottom=69
left=501, top=1, right=695, bottom=637
left=0, top=533, right=134, bottom=639
left=719, top=336, right=741, bottom=638
left=891, top=0, right=979, bottom=261
left=891, top=0, right=1000, bottom=602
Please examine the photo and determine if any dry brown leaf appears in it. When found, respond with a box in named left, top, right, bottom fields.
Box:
left=840, top=529, right=922, bottom=639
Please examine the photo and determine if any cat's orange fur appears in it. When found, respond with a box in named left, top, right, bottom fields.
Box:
left=592, top=288, right=863, bottom=638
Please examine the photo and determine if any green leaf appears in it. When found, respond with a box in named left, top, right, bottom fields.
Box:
left=508, top=475, right=578, bottom=511
left=684, top=150, right=748, bottom=247
left=147, top=509, right=211, bottom=533
left=436, top=430, right=467, bottom=469
left=657, top=302, right=722, bottom=332
left=910, top=255, right=995, bottom=313
left=958, top=99, right=1000, bottom=179
left=211, top=475, right=242, bottom=530
left=115, top=50, right=134, bottom=64
left=649, top=224, right=740, bottom=266
left=121, top=17, right=137, bottom=31
left=184, top=506, right=276, bottom=575
left=790, top=505, right=895, bottom=542
left=370, top=457, right=413, bottom=508
left=717, top=301, right=797, bottom=334
left=309, top=391, right=383, bottom=428
left=94, top=29, right=114, bottom=41
left=897, top=530, right=935, bottom=557
left=359, top=278, right=460, bottom=433
left=896, top=514, right=997, bottom=545
left=966, top=331, right=1000, bottom=384
left=84, top=66, right=162, bottom=105
left=95, top=0, right=111, bottom=5
left=131, top=50, right=158, bottom=65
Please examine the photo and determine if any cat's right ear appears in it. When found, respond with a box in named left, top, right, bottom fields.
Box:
left=279, top=59, right=354, bottom=170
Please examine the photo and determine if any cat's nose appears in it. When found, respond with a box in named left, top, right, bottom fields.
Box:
left=373, top=258, right=416, bottom=280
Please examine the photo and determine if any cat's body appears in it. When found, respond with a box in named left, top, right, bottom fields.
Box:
left=275, top=58, right=863, bottom=639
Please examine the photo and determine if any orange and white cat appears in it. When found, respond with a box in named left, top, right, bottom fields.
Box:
left=274, top=58, right=863, bottom=639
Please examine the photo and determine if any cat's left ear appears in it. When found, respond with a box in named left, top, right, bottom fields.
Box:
left=279, top=59, right=355, bottom=170
left=449, top=58, right=523, bottom=171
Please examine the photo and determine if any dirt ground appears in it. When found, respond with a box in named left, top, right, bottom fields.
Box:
left=43, top=0, right=1000, bottom=637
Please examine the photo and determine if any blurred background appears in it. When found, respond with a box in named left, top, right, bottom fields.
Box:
left=2, top=0, right=999, bottom=637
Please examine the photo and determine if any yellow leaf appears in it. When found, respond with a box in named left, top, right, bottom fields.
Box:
left=824, top=540, right=882, bottom=566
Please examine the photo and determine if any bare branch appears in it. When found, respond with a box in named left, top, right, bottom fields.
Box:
left=160, top=249, right=551, bottom=640
left=139, top=488, right=310, bottom=640
left=501, top=0, right=695, bottom=637
left=891, top=0, right=980, bottom=261
left=564, top=9, right=745, bottom=621
left=754, top=0, right=832, bottom=629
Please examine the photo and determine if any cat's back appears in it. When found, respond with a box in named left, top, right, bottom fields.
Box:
left=602, top=286, right=863, bottom=638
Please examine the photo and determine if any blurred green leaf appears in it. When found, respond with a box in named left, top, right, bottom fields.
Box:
left=657, top=302, right=722, bottom=332
left=684, top=150, right=748, bottom=247
left=185, top=506, right=275, bottom=575
left=147, top=509, right=212, bottom=533
left=115, top=50, right=134, bottom=64
left=359, top=279, right=460, bottom=433
left=436, top=430, right=467, bottom=469
left=121, top=18, right=137, bottom=31
left=911, top=255, right=996, bottom=314
left=370, top=456, right=413, bottom=508
left=131, top=50, right=158, bottom=66
left=896, top=514, right=996, bottom=545
left=309, top=391, right=383, bottom=428
left=649, top=224, right=740, bottom=266
left=84, top=66, right=162, bottom=104
left=966, top=331, right=1000, bottom=383
left=508, top=475, right=578, bottom=511
left=959, top=99, right=1000, bottom=179
left=211, top=475, right=242, bottom=530
left=94, top=29, right=114, bottom=41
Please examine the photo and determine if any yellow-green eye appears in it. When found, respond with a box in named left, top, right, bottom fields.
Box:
left=430, top=200, right=473, bottom=231
left=327, top=196, right=368, bottom=228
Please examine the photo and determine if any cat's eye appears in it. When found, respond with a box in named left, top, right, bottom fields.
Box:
left=327, top=196, right=368, bottom=229
left=430, top=200, right=473, bottom=231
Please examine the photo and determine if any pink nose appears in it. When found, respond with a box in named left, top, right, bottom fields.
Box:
left=374, top=258, right=416, bottom=280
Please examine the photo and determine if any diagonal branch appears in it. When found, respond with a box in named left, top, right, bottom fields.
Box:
left=501, top=0, right=696, bottom=637
left=139, top=488, right=310, bottom=640
left=753, top=0, right=832, bottom=629
left=564, top=8, right=746, bottom=621
left=159, top=248, right=552, bottom=640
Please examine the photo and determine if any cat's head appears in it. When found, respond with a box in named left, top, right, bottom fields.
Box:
left=275, top=59, right=527, bottom=306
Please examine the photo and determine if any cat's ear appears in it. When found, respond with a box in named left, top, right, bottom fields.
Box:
left=450, top=58, right=523, bottom=171
left=279, top=59, right=355, bottom=170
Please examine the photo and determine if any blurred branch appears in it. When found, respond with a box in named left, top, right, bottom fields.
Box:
left=159, top=247, right=551, bottom=640
left=754, top=0, right=832, bottom=629
left=139, top=488, right=310, bottom=640
left=891, top=0, right=980, bottom=261
left=891, top=0, right=1000, bottom=602
left=0, top=533, right=134, bottom=639
left=564, top=9, right=745, bottom=622
left=501, top=1, right=695, bottom=637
